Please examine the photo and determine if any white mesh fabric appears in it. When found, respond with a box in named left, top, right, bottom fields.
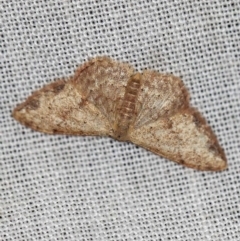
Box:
left=1, top=1, right=240, bottom=240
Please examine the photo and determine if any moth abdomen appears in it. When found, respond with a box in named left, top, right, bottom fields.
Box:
left=113, top=74, right=142, bottom=141
left=119, top=74, right=141, bottom=122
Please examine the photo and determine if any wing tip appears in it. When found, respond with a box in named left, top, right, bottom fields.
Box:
left=182, top=154, right=228, bottom=172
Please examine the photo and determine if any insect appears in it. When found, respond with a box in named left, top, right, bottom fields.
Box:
left=13, top=57, right=227, bottom=171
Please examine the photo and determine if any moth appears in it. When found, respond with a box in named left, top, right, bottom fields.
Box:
left=13, top=57, right=227, bottom=171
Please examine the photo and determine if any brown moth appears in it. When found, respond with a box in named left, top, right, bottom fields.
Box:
left=13, top=57, right=227, bottom=171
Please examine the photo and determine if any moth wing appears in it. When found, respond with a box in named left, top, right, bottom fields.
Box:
left=72, top=57, right=135, bottom=126
left=134, top=71, right=189, bottom=128
left=13, top=79, right=112, bottom=136
left=128, top=109, right=227, bottom=171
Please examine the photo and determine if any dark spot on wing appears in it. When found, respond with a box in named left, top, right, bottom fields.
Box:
left=27, top=99, right=40, bottom=110
left=205, top=164, right=215, bottom=171
left=52, top=129, right=58, bottom=133
left=44, top=80, right=66, bottom=94
left=209, top=143, right=220, bottom=155
left=53, top=83, right=65, bottom=93
left=179, top=159, right=185, bottom=165
left=192, top=112, right=205, bottom=127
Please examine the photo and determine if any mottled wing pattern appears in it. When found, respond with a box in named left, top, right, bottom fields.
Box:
left=72, top=57, right=135, bottom=126
left=128, top=109, right=227, bottom=171
left=134, top=71, right=189, bottom=128
left=13, top=79, right=112, bottom=136
left=12, top=57, right=227, bottom=171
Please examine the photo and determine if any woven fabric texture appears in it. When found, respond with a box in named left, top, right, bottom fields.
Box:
left=1, top=1, right=240, bottom=240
